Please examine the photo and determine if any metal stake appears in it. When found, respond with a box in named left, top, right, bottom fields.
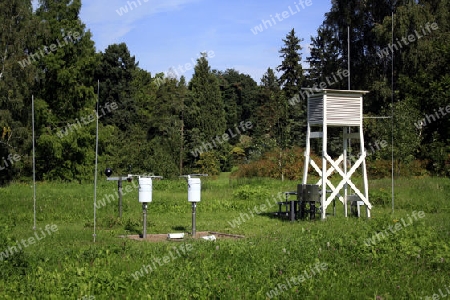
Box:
left=118, top=179, right=123, bottom=218
left=142, top=203, right=147, bottom=239
left=192, top=202, right=196, bottom=237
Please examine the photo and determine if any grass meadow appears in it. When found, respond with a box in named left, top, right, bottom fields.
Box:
left=0, top=173, right=449, bottom=299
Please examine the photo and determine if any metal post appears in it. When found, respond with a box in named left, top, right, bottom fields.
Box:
left=391, top=10, right=395, bottom=214
left=118, top=179, right=123, bottom=218
left=305, top=184, right=319, bottom=220
left=310, top=201, right=316, bottom=220
left=32, top=95, right=36, bottom=231
left=290, top=200, right=295, bottom=222
left=142, top=203, right=147, bottom=239
left=348, top=25, right=351, bottom=90
left=333, top=197, right=336, bottom=216
left=192, top=202, right=196, bottom=237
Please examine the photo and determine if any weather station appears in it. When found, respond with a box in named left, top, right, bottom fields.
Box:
left=180, top=174, right=208, bottom=237
left=128, top=174, right=164, bottom=239
left=104, top=167, right=132, bottom=218
left=302, top=89, right=372, bottom=219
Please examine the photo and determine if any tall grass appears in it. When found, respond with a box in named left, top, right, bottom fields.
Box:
left=0, top=175, right=449, bottom=299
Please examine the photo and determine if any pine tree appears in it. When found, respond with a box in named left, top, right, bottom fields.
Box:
left=254, top=68, right=282, bottom=149
left=186, top=53, right=226, bottom=139
left=185, top=53, right=226, bottom=172
left=277, top=28, right=304, bottom=99
left=277, top=29, right=306, bottom=148
left=306, top=24, right=342, bottom=87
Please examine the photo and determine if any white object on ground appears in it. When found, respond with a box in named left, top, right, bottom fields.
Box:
left=201, top=235, right=216, bottom=241
left=167, top=233, right=185, bottom=239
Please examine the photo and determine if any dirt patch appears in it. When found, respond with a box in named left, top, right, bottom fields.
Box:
left=119, top=231, right=244, bottom=242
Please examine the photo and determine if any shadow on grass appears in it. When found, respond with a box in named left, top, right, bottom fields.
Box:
left=171, top=225, right=187, bottom=231
left=259, top=211, right=327, bottom=222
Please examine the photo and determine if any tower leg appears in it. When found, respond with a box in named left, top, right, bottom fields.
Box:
left=303, top=122, right=311, bottom=185
left=343, top=127, right=348, bottom=217
left=359, top=126, right=370, bottom=218
left=321, top=124, right=327, bottom=220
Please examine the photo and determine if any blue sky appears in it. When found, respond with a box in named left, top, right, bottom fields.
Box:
left=37, top=0, right=332, bottom=83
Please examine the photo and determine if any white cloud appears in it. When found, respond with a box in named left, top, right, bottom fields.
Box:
left=82, top=0, right=200, bottom=24
left=80, top=0, right=201, bottom=51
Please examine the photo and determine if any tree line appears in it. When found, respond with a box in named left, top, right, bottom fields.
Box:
left=0, top=0, right=448, bottom=183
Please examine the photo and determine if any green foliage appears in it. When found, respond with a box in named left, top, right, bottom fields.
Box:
left=232, top=184, right=269, bottom=200
left=232, top=147, right=316, bottom=181
left=0, top=0, right=38, bottom=184
left=195, top=151, right=221, bottom=176
left=124, top=218, right=141, bottom=234
left=1, top=0, right=450, bottom=294
left=253, top=68, right=287, bottom=153
left=0, top=176, right=449, bottom=298
left=368, top=188, right=390, bottom=206
left=277, top=29, right=304, bottom=99
left=186, top=53, right=226, bottom=140
left=308, top=0, right=450, bottom=176
left=277, top=29, right=306, bottom=148
left=0, top=225, right=29, bottom=279
left=183, top=54, right=231, bottom=174
left=367, top=158, right=430, bottom=179
left=215, top=69, right=259, bottom=133
left=96, top=43, right=138, bottom=130
left=230, top=146, right=246, bottom=165
left=0, top=0, right=449, bottom=184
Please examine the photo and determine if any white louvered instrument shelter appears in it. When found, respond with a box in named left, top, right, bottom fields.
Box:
left=307, top=89, right=368, bottom=126
left=302, top=89, right=372, bottom=219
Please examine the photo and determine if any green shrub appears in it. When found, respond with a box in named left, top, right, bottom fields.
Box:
left=0, top=225, right=29, bottom=279
left=369, top=188, right=391, bottom=206
left=195, top=151, right=221, bottom=176
left=232, top=184, right=269, bottom=200
left=231, top=147, right=320, bottom=180
left=359, top=159, right=429, bottom=178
